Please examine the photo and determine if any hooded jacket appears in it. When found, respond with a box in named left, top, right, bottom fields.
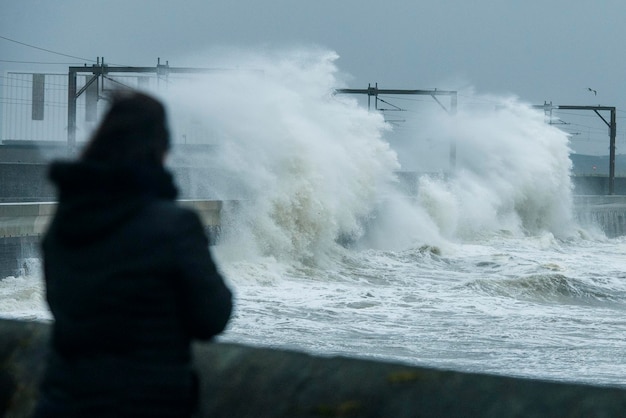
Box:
left=38, top=160, right=233, bottom=417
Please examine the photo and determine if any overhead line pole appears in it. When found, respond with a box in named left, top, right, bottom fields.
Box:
left=533, top=103, right=617, bottom=195
left=67, top=58, right=231, bottom=151
left=335, top=84, right=457, bottom=112
left=335, top=83, right=458, bottom=170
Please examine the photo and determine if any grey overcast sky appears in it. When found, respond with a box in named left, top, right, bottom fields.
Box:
left=1, top=0, right=625, bottom=154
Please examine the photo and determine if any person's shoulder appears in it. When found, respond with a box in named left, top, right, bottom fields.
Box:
left=147, top=199, right=198, bottom=218
left=145, top=200, right=204, bottom=230
left=144, top=201, right=208, bottom=247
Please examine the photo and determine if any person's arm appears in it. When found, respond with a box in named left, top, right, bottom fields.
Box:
left=173, top=209, right=233, bottom=340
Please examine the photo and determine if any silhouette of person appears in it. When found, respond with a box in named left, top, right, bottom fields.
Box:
left=33, top=91, right=233, bottom=418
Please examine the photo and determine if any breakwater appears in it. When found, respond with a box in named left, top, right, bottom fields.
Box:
left=1, top=318, right=626, bottom=417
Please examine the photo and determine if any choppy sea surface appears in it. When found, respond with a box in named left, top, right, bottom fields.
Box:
left=2, top=48, right=625, bottom=389
left=215, top=234, right=626, bottom=388
left=2, top=232, right=625, bottom=388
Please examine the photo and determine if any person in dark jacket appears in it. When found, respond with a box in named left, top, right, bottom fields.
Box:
left=33, top=91, right=233, bottom=418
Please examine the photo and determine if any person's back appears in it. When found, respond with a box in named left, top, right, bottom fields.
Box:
left=34, top=92, right=233, bottom=418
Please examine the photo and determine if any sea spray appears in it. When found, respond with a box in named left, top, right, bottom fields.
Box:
left=3, top=50, right=626, bottom=388
left=161, top=49, right=400, bottom=265
left=343, top=94, right=576, bottom=250
left=159, top=49, right=577, bottom=267
left=409, top=96, right=575, bottom=240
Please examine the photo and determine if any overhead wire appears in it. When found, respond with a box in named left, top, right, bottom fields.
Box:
left=0, top=34, right=137, bottom=67
left=0, top=35, right=95, bottom=63
left=102, top=75, right=135, bottom=90
left=0, top=59, right=83, bottom=65
left=378, top=94, right=626, bottom=147
left=2, top=34, right=625, bottom=148
left=0, top=74, right=71, bottom=89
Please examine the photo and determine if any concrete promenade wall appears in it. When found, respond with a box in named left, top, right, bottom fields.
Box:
left=0, top=201, right=223, bottom=278
left=1, top=196, right=626, bottom=278
left=0, top=164, right=55, bottom=203
left=2, top=160, right=626, bottom=202
left=573, top=195, right=626, bottom=237
left=0, top=162, right=223, bottom=203
left=1, top=318, right=626, bottom=417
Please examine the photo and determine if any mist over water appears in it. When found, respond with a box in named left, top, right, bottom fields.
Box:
left=164, top=49, right=400, bottom=265
left=415, top=99, right=575, bottom=241
left=6, top=48, right=623, bottom=387
left=162, top=48, right=576, bottom=265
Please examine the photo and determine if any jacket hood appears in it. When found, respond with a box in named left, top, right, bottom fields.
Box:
left=47, top=160, right=178, bottom=245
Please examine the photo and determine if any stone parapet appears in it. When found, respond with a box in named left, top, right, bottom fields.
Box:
left=1, top=318, right=626, bottom=417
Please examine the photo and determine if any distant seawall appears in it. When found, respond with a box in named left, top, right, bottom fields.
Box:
left=1, top=156, right=626, bottom=278
left=0, top=201, right=223, bottom=278
left=2, top=318, right=626, bottom=417
left=0, top=196, right=625, bottom=278
left=3, top=161, right=626, bottom=202
left=573, top=195, right=626, bottom=237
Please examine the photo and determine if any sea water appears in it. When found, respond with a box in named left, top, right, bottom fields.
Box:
left=1, top=48, right=625, bottom=388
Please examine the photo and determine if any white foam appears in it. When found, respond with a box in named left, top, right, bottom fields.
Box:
left=0, top=264, right=50, bottom=321
left=159, top=49, right=578, bottom=265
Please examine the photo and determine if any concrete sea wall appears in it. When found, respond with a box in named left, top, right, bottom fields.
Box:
left=573, top=195, right=626, bottom=237
left=2, top=195, right=626, bottom=278
left=2, top=318, right=626, bottom=417
left=0, top=200, right=223, bottom=278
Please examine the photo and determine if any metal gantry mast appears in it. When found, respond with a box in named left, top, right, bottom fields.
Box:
left=534, top=102, right=617, bottom=195
left=67, top=58, right=223, bottom=149
left=335, top=83, right=458, bottom=169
